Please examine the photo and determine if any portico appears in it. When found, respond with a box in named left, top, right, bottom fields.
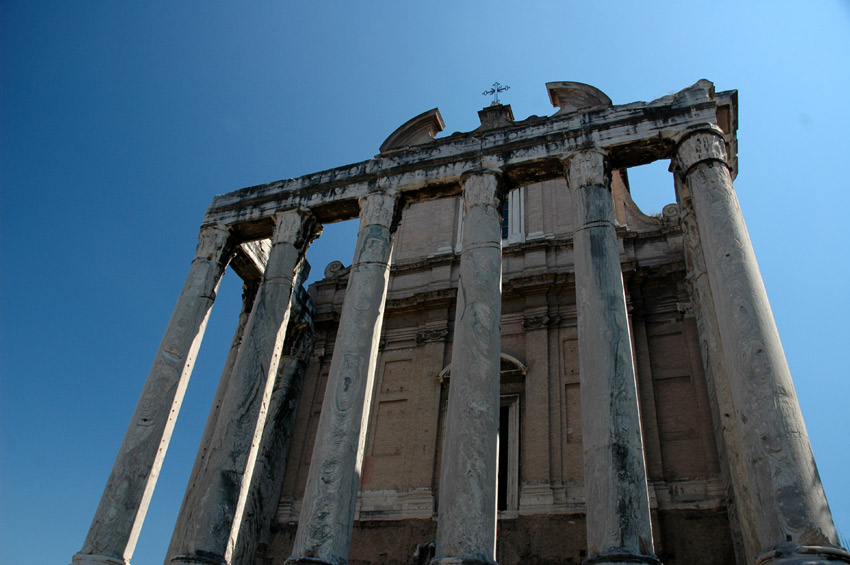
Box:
left=74, top=80, right=848, bottom=565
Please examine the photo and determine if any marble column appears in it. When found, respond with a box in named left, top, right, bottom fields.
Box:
left=72, top=224, right=235, bottom=565
left=675, top=173, right=757, bottom=563
left=170, top=208, right=320, bottom=565
left=164, top=280, right=259, bottom=564
left=563, top=150, right=658, bottom=565
left=432, top=171, right=504, bottom=565
left=287, top=190, right=400, bottom=565
left=675, top=129, right=849, bottom=564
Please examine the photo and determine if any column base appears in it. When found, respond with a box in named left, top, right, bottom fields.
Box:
left=71, top=554, right=128, bottom=565
left=429, top=558, right=497, bottom=565
left=583, top=552, right=661, bottom=565
left=756, top=545, right=850, bottom=564
left=170, top=553, right=226, bottom=565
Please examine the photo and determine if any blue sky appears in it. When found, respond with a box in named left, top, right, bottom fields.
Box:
left=2, top=2, right=849, bottom=563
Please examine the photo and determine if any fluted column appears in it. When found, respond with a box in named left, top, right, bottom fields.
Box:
left=73, top=224, right=235, bottom=565
left=675, top=128, right=849, bottom=564
left=432, top=170, right=504, bottom=565
left=287, top=190, right=400, bottom=565
left=563, top=150, right=658, bottom=565
left=170, top=208, right=320, bottom=565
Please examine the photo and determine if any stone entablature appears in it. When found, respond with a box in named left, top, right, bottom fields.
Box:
left=201, top=80, right=733, bottom=238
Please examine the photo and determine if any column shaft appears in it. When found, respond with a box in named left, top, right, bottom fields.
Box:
left=72, top=225, right=233, bottom=565
left=287, top=191, right=399, bottom=565
left=165, top=281, right=259, bottom=564
left=676, top=173, right=757, bottom=563
left=234, top=351, right=310, bottom=564
left=565, top=151, right=658, bottom=565
left=432, top=171, right=504, bottom=565
left=170, top=209, right=319, bottom=565
left=676, top=130, right=849, bottom=564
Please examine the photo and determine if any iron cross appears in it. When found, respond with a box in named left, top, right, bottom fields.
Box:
left=483, top=82, right=510, bottom=105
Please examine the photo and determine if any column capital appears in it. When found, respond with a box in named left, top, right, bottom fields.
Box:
left=273, top=208, right=322, bottom=249
left=561, top=149, right=609, bottom=191
left=674, top=127, right=729, bottom=175
left=358, top=190, right=401, bottom=230
left=459, top=169, right=504, bottom=209
left=195, top=224, right=234, bottom=263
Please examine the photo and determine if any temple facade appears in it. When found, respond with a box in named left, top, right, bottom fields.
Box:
left=73, top=81, right=848, bottom=565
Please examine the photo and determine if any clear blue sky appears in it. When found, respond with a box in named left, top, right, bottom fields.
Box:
left=2, top=2, right=849, bottom=563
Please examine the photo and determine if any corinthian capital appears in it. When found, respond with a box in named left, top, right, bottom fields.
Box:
left=195, top=224, right=233, bottom=262
left=675, top=128, right=728, bottom=174
left=273, top=208, right=322, bottom=250
left=358, top=190, right=400, bottom=229
left=562, top=149, right=609, bottom=190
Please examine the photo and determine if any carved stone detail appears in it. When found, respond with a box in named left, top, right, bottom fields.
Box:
left=564, top=149, right=609, bottom=191
left=522, top=315, right=552, bottom=329
left=195, top=224, right=232, bottom=262
left=358, top=191, right=398, bottom=229
left=460, top=170, right=502, bottom=211
left=415, top=329, right=448, bottom=344
left=323, top=260, right=345, bottom=279
left=662, top=203, right=681, bottom=223
left=274, top=208, right=322, bottom=250
left=676, top=129, right=728, bottom=173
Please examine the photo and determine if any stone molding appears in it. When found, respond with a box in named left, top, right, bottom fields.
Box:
left=415, top=329, right=449, bottom=344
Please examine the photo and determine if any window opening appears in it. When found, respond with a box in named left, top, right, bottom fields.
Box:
left=498, top=404, right=510, bottom=511
left=500, top=199, right=510, bottom=240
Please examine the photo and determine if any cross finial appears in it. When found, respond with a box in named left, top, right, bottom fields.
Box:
left=482, top=82, right=510, bottom=106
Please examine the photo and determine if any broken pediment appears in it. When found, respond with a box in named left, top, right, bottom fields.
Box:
left=546, top=81, right=613, bottom=116
left=379, top=108, right=445, bottom=155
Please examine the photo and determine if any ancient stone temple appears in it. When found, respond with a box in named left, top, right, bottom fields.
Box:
left=73, top=81, right=849, bottom=565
